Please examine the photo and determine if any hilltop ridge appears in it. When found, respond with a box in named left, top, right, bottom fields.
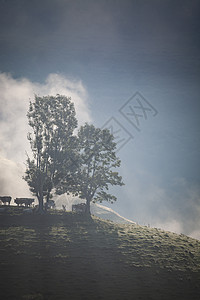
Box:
left=0, top=208, right=200, bottom=299
left=55, top=194, right=135, bottom=224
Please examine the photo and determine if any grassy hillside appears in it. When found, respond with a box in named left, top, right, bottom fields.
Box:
left=0, top=207, right=200, bottom=300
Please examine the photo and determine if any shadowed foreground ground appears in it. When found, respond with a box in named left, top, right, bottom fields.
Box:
left=0, top=207, right=200, bottom=300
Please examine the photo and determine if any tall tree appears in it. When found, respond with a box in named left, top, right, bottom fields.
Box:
left=24, top=94, right=78, bottom=213
left=65, top=123, right=124, bottom=214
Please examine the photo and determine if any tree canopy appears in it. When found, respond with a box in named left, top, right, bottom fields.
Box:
left=63, top=123, right=124, bottom=214
left=24, top=95, right=124, bottom=215
left=24, top=94, right=78, bottom=213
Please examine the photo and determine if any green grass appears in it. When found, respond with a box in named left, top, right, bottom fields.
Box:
left=0, top=206, right=200, bottom=299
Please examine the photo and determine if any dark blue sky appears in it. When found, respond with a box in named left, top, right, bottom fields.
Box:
left=1, top=0, right=199, bottom=81
left=0, top=0, right=200, bottom=237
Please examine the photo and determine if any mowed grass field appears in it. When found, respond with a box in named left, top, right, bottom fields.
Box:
left=0, top=206, right=200, bottom=300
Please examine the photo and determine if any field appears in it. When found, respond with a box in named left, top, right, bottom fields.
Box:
left=0, top=207, right=200, bottom=300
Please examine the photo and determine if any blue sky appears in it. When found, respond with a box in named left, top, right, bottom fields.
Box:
left=0, top=0, right=200, bottom=238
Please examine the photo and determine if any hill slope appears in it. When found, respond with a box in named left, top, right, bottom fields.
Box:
left=55, top=194, right=135, bottom=224
left=90, top=203, right=135, bottom=224
left=0, top=208, right=200, bottom=300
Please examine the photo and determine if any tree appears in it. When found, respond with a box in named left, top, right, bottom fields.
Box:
left=24, top=94, right=78, bottom=213
left=67, top=123, right=124, bottom=214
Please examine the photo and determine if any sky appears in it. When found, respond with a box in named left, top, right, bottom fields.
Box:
left=0, top=0, right=200, bottom=239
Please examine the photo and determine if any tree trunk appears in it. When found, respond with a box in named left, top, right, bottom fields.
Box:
left=44, top=190, right=50, bottom=212
left=85, top=197, right=91, bottom=215
left=46, top=191, right=50, bottom=203
left=36, top=187, right=45, bottom=214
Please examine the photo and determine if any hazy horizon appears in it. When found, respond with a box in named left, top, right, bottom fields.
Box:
left=0, top=0, right=200, bottom=239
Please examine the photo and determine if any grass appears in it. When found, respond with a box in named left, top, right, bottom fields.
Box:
left=0, top=206, right=200, bottom=299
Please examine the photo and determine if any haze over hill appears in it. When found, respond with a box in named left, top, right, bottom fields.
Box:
left=55, top=194, right=135, bottom=224
left=0, top=0, right=200, bottom=241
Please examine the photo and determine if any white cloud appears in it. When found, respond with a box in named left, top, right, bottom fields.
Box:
left=0, top=72, right=92, bottom=198
left=33, top=73, right=91, bottom=126
left=0, top=156, right=31, bottom=200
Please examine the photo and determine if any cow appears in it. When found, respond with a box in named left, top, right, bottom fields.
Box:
left=14, top=198, right=35, bottom=207
left=0, top=196, right=11, bottom=205
left=72, top=203, right=86, bottom=213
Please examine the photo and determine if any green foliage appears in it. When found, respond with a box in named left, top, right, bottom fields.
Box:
left=24, top=96, right=124, bottom=215
left=24, top=95, right=78, bottom=213
left=66, top=123, right=124, bottom=212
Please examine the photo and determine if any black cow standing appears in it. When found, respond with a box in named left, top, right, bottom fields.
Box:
left=14, top=198, right=34, bottom=207
left=0, top=196, right=11, bottom=205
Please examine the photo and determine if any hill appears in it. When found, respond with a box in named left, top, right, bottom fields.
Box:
left=90, top=203, right=135, bottom=224
left=0, top=207, right=200, bottom=300
left=55, top=194, right=135, bottom=224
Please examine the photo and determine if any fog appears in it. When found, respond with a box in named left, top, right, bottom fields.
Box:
left=0, top=72, right=91, bottom=200
left=0, top=0, right=199, bottom=240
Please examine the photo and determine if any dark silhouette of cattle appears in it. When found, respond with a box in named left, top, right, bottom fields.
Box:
left=14, top=198, right=34, bottom=207
left=72, top=203, right=86, bottom=213
left=0, top=196, right=11, bottom=205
